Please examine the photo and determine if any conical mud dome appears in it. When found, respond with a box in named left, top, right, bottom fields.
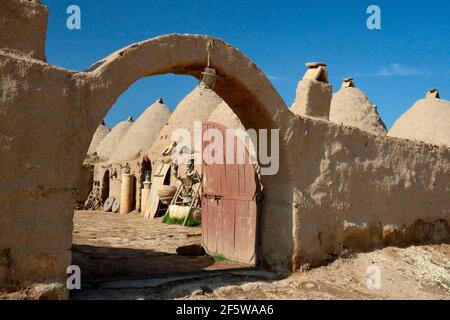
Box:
left=208, top=101, right=244, bottom=131
left=95, top=116, right=134, bottom=161
left=87, top=121, right=110, bottom=155
left=110, top=99, right=172, bottom=161
left=388, top=89, right=450, bottom=147
left=148, top=85, right=223, bottom=159
left=329, top=78, right=387, bottom=135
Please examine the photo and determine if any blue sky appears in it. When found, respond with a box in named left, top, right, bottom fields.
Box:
left=43, top=0, right=450, bottom=129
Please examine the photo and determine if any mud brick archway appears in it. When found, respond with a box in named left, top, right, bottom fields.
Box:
left=0, top=33, right=297, bottom=297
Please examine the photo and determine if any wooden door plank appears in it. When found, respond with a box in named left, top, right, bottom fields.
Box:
left=201, top=121, right=258, bottom=265
left=222, top=199, right=235, bottom=259
left=235, top=200, right=255, bottom=264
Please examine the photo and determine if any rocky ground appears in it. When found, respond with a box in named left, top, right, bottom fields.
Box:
left=72, top=211, right=450, bottom=300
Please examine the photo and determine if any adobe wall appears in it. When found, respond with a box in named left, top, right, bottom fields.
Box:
left=74, top=164, right=93, bottom=207
left=289, top=117, right=450, bottom=267
left=0, top=33, right=296, bottom=298
left=0, top=54, right=88, bottom=299
left=92, top=160, right=144, bottom=211
left=0, top=0, right=48, bottom=61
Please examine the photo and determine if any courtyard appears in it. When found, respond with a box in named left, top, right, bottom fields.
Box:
left=71, top=211, right=450, bottom=300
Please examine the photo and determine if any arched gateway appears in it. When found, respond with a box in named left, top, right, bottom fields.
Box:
left=85, top=34, right=293, bottom=265
left=0, top=4, right=296, bottom=298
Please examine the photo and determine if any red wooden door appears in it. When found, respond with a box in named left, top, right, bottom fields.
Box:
left=201, top=121, right=258, bottom=265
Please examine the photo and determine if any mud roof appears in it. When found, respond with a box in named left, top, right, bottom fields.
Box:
left=94, top=116, right=134, bottom=161
left=147, top=85, right=223, bottom=160
left=109, top=99, right=172, bottom=162
left=87, top=121, right=110, bottom=155
left=388, top=89, right=450, bottom=147
left=329, top=78, right=387, bottom=135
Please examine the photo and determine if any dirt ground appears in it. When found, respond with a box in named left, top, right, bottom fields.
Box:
left=72, top=211, right=450, bottom=300
left=72, top=210, right=247, bottom=282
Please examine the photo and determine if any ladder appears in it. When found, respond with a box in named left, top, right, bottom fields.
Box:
left=84, top=186, right=102, bottom=210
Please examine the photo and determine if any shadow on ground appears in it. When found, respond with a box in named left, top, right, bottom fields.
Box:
left=72, top=244, right=217, bottom=282
left=70, top=244, right=281, bottom=300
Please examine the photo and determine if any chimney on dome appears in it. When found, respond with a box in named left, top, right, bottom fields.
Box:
left=426, top=88, right=440, bottom=99
left=341, top=77, right=355, bottom=89
left=291, top=62, right=332, bottom=120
